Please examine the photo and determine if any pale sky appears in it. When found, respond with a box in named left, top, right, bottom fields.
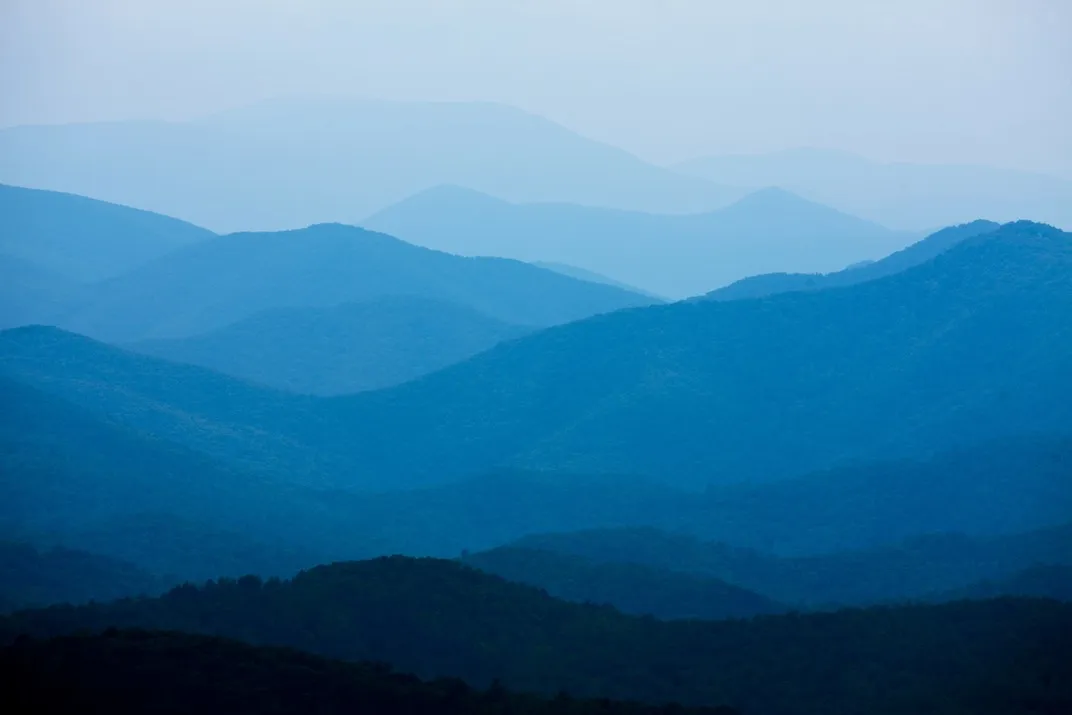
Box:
left=1, top=0, right=1070, bottom=175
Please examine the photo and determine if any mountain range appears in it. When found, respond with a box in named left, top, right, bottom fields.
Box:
left=3, top=557, right=1069, bottom=715
left=0, top=99, right=742, bottom=232
left=497, top=522, right=1072, bottom=607
left=2, top=222, right=1069, bottom=493
left=54, top=222, right=655, bottom=342
left=365, top=184, right=914, bottom=298
left=675, top=147, right=1072, bottom=231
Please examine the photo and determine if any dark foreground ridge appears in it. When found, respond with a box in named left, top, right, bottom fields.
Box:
left=1, top=629, right=737, bottom=715
left=3, top=557, right=1070, bottom=715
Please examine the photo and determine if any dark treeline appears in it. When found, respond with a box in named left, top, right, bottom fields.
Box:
left=3, top=557, right=1071, bottom=715
left=2, top=629, right=737, bottom=715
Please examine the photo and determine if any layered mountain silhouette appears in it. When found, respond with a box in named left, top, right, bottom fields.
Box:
left=323, top=221, right=1072, bottom=485
left=3, top=329, right=1068, bottom=582
left=0, top=542, right=164, bottom=613
left=504, top=522, right=1072, bottom=607
left=56, top=223, right=655, bottom=342
left=463, top=546, right=783, bottom=619
left=128, top=297, right=529, bottom=395
left=0, top=183, right=213, bottom=282
left=365, top=185, right=914, bottom=298
left=674, top=147, right=1072, bottom=230
left=0, top=99, right=741, bottom=232
left=705, top=219, right=1000, bottom=301
left=3, top=557, right=1069, bottom=715
left=3, top=222, right=1069, bottom=491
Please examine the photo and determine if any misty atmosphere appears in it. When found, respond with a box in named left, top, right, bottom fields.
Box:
left=1, top=2, right=1071, bottom=714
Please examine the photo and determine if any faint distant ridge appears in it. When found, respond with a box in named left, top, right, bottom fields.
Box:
left=674, top=147, right=1072, bottom=230
left=0, top=99, right=743, bottom=232
left=705, top=219, right=1001, bottom=301
left=0, top=183, right=213, bottom=282
left=57, top=222, right=656, bottom=342
left=532, top=261, right=665, bottom=300
left=365, top=183, right=913, bottom=298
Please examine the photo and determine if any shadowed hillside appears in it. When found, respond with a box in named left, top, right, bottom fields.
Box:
left=3, top=630, right=737, bottom=715
left=3, top=557, right=1069, bottom=715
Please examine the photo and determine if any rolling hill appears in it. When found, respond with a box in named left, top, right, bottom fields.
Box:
left=0, top=542, right=164, bottom=613
left=364, top=184, right=914, bottom=298
left=0, top=183, right=213, bottom=281
left=57, top=223, right=655, bottom=342
left=705, top=219, right=1000, bottom=301
left=3, top=222, right=1070, bottom=492
left=462, top=546, right=783, bottom=619
left=3, top=557, right=1069, bottom=715
left=0, top=99, right=741, bottom=233
left=128, top=297, right=530, bottom=395
left=320, top=220, right=1072, bottom=486
left=674, top=147, right=1072, bottom=231
left=506, top=522, right=1072, bottom=607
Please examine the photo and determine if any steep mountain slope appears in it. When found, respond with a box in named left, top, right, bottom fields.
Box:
left=0, top=542, right=164, bottom=612
left=706, top=219, right=1000, bottom=300
left=462, top=546, right=783, bottom=619
left=3, top=222, right=1069, bottom=491
left=58, top=223, right=654, bottom=342
left=509, top=522, right=1072, bottom=607
left=365, top=185, right=913, bottom=298
left=0, top=253, right=82, bottom=329
left=322, top=221, right=1072, bottom=486
left=128, top=297, right=529, bottom=395
left=674, top=147, right=1072, bottom=230
left=0, top=183, right=213, bottom=281
left=3, top=558, right=1069, bottom=715
left=0, top=99, right=741, bottom=232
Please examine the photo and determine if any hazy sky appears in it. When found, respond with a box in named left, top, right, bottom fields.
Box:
left=2, top=0, right=1069, bottom=175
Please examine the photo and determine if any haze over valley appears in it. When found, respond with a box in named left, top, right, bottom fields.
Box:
left=2, top=2, right=1070, bottom=714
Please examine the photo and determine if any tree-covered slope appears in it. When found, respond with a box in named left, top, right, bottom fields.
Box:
left=0, top=183, right=213, bottom=282
left=128, top=296, right=529, bottom=395
left=3, top=557, right=1069, bottom=715
left=58, top=223, right=655, bottom=342
left=704, top=219, right=999, bottom=301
